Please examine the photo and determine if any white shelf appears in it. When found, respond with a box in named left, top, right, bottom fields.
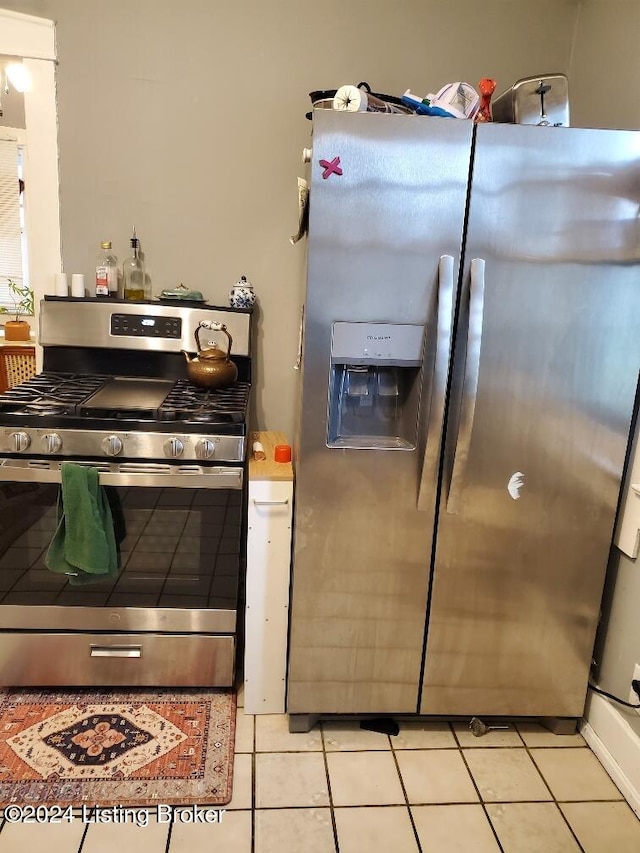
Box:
left=244, top=432, right=293, bottom=714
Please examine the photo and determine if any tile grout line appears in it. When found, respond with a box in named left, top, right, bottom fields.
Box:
left=233, top=798, right=634, bottom=810
left=76, top=806, right=93, bottom=853
left=251, top=712, right=256, bottom=853
left=164, top=811, right=173, bottom=853
left=518, top=736, right=586, bottom=853
left=453, top=725, right=506, bottom=853
left=320, top=722, right=341, bottom=853
left=388, top=726, right=424, bottom=852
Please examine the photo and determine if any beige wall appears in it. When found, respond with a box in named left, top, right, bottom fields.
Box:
left=570, top=0, right=640, bottom=130
left=1, top=0, right=579, bottom=434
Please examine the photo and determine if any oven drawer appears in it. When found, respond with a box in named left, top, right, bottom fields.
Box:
left=0, top=632, right=235, bottom=687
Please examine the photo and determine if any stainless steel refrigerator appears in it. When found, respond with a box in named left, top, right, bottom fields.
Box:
left=287, top=110, right=640, bottom=728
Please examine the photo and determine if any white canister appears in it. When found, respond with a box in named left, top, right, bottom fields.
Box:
left=71, top=274, right=85, bottom=297
left=55, top=272, right=68, bottom=296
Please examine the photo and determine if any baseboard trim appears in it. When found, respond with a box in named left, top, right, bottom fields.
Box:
left=581, top=691, right=640, bottom=817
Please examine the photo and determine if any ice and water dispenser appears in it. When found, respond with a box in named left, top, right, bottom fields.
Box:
left=327, top=322, right=425, bottom=449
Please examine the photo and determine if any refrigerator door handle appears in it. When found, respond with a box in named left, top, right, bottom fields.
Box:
left=417, top=255, right=456, bottom=512
left=447, top=257, right=486, bottom=514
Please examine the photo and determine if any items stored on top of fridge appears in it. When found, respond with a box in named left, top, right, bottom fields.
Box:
left=306, top=82, right=410, bottom=120
left=333, top=84, right=406, bottom=114
left=492, top=74, right=569, bottom=126
left=475, top=78, right=497, bottom=123
left=401, top=90, right=456, bottom=118
left=309, top=80, right=494, bottom=122
left=402, top=90, right=431, bottom=111
left=402, top=82, right=485, bottom=118
left=425, top=82, right=480, bottom=119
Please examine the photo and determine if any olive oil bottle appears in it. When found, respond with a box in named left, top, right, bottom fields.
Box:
left=122, top=227, right=146, bottom=301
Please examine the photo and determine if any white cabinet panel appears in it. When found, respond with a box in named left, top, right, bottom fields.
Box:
left=244, top=478, right=293, bottom=713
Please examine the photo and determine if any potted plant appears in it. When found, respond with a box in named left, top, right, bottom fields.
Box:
left=0, top=278, right=34, bottom=341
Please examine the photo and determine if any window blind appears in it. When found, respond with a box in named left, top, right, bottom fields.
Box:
left=0, top=138, right=23, bottom=309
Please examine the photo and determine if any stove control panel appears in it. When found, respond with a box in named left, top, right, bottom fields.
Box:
left=110, top=313, right=182, bottom=339
left=0, top=428, right=245, bottom=462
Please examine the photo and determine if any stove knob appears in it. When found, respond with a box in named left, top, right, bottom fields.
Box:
left=43, top=433, right=62, bottom=454
left=195, top=438, right=216, bottom=460
left=102, top=435, right=123, bottom=456
left=164, top=437, right=184, bottom=458
left=9, top=431, right=30, bottom=453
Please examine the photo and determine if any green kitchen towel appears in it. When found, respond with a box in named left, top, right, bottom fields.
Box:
left=45, top=462, right=118, bottom=585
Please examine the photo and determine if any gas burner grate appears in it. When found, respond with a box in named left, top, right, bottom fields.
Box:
left=158, top=380, right=251, bottom=423
left=0, top=372, right=109, bottom=414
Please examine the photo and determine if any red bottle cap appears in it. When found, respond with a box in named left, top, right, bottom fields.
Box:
left=274, top=444, right=292, bottom=463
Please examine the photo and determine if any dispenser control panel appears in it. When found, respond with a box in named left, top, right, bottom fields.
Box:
left=330, top=322, right=424, bottom=366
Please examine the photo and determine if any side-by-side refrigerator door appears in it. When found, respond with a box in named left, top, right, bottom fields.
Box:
left=421, top=122, right=640, bottom=717
left=288, top=112, right=473, bottom=715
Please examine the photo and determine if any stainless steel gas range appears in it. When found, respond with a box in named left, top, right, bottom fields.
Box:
left=0, top=298, right=252, bottom=687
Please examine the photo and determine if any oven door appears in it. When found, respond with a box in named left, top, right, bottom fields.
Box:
left=0, top=459, right=244, bottom=686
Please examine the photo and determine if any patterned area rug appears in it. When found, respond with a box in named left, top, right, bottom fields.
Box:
left=0, top=688, right=236, bottom=807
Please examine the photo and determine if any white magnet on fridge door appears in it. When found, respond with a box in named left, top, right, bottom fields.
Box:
left=507, top=472, right=525, bottom=500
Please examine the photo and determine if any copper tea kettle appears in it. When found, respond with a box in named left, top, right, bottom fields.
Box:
left=182, top=321, right=238, bottom=389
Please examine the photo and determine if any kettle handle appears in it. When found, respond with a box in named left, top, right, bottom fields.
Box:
left=195, top=322, right=233, bottom=357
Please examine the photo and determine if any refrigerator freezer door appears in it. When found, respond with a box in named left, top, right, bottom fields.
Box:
left=288, top=112, right=473, bottom=714
left=421, top=123, right=640, bottom=716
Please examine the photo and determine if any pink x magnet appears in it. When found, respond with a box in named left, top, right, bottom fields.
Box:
left=319, top=156, right=343, bottom=179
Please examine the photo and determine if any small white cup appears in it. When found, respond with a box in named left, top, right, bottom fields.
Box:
left=55, top=272, right=68, bottom=296
left=71, top=274, right=85, bottom=298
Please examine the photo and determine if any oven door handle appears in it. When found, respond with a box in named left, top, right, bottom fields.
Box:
left=0, top=460, right=244, bottom=490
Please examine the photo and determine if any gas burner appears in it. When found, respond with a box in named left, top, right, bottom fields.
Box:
left=24, top=402, right=75, bottom=417
left=184, top=411, right=217, bottom=423
left=158, top=380, right=251, bottom=424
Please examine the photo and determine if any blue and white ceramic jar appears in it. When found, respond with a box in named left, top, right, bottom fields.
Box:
left=229, top=275, right=256, bottom=309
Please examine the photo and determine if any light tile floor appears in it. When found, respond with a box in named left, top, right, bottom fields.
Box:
left=1, top=686, right=640, bottom=852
